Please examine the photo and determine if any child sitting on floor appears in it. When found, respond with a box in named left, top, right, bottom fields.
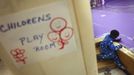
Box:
left=97, top=30, right=130, bottom=75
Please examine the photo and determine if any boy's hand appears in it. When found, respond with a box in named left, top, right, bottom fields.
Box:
left=119, top=45, right=123, bottom=48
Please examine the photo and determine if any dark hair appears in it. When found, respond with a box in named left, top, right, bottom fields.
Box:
left=110, top=30, right=119, bottom=39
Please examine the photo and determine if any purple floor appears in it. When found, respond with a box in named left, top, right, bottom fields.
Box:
left=92, top=0, right=134, bottom=49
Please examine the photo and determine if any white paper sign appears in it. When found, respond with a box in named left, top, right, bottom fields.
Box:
left=0, top=1, right=77, bottom=68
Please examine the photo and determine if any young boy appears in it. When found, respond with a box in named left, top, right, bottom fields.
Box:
left=97, top=30, right=130, bottom=75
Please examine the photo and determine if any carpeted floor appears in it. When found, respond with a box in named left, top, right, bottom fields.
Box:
left=91, top=0, right=134, bottom=49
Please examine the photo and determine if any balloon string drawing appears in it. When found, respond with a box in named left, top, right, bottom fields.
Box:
left=47, top=17, right=73, bottom=49
left=10, top=48, right=27, bottom=64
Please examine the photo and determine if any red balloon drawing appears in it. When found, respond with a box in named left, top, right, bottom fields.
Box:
left=48, top=17, right=73, bottom=49
left=50, top=17, right=67, bottom=32
left=10, top=48, right=27, bottom=64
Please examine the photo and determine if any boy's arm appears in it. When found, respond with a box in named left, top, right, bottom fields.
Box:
left=108, top=41, right=122, bottom=51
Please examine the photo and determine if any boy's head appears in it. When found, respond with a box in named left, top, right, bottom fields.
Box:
left=110, top=30, right=119, bottom=39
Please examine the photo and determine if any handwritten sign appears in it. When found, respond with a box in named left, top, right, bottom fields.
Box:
left=0, top=1, right=77, bottom=68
